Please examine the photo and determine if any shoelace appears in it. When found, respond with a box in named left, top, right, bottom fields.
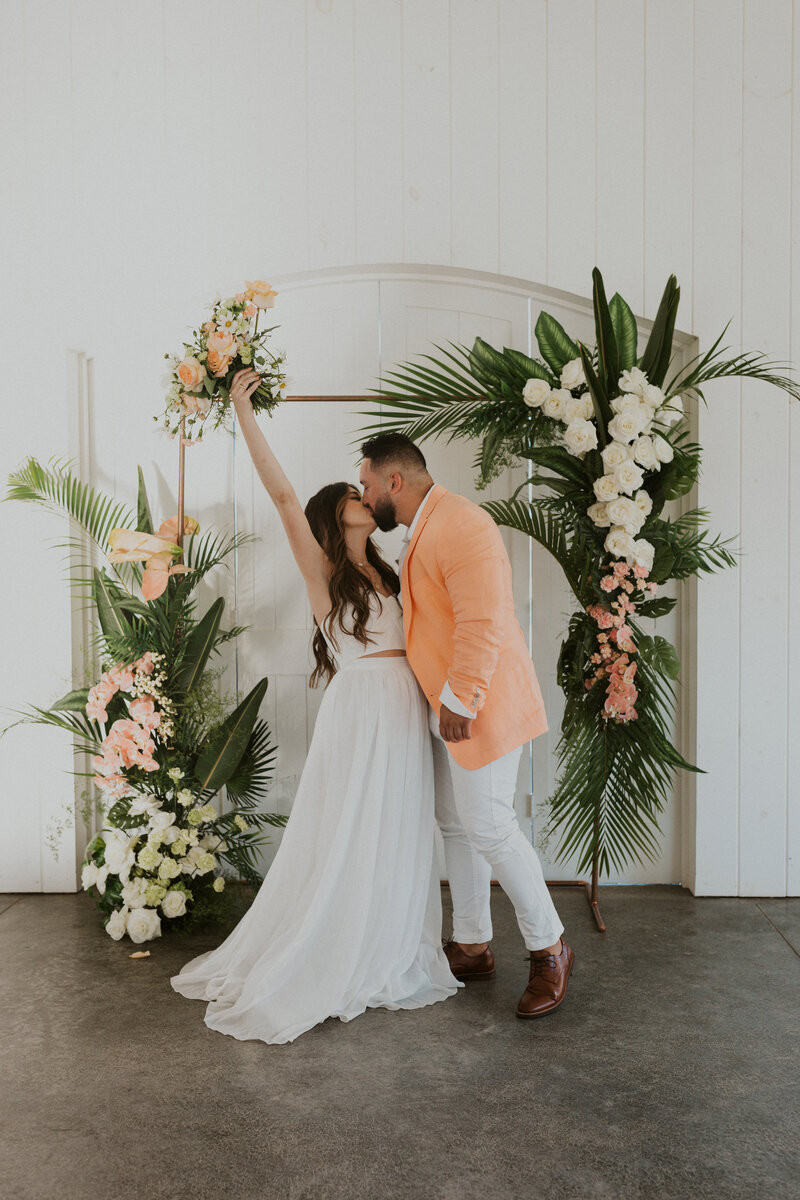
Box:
left=531, top=953, right=558, bottom=976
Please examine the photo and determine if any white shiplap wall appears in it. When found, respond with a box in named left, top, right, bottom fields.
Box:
left=0, top=0, right=797, bottom=895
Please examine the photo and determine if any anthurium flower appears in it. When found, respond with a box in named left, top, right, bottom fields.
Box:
left=108, top=515, right=198, bottom=601
left=108, top=529, right=182, bottom=563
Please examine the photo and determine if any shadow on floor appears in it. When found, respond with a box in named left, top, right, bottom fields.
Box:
left=1, top=885, right=798, bottom=1200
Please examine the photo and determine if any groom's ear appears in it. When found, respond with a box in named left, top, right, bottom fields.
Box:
left=388, top=471, right=403, bottom=493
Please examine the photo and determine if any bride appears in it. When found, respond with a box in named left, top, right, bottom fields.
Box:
left=170, top=369, right=460, bottom=1043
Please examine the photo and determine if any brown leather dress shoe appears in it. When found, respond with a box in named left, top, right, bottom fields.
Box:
left=516, top=940, right=574, bottom=1018
left=442, top=940, right=496, bottom=981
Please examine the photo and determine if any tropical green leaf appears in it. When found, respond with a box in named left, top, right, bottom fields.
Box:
left=534, top=312, right=579, bottom=377
left=175, top=598, right=225, bottom=694
left=194, top=677, right=269, bottom=794
left=502, top=348, right=557, bottom=387
left=608, top=293, right=638, bottom=373
left=224, top=718, right=277, bottom=807
left=640, top=275, right=680, bottom=386
left=637, top=634, right=681, bottom=680
left=92, top=569, right=131, bottom=639
left=578, top=343, right=610, bottom=440
left=136, top=466, right=154, bottom=534
left=51, top=688, right=90, bottom=712
left=592, top=267, right=620, bottom=397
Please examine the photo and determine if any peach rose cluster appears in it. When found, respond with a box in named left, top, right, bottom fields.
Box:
left=86, top=652, right=173, bottom=795
left=162, top=279, right=286, bottom=441
left=585, top=561, right=658, bottom=724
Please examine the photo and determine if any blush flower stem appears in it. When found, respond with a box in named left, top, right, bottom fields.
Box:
left=177, top=416, right=186, bottom=557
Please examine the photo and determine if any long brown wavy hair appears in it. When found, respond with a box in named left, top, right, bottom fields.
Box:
left=304, top=482, right=400, bottom=686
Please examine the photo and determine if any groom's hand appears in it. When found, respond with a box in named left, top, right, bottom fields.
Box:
left=439, top=703, right=472, bottom=743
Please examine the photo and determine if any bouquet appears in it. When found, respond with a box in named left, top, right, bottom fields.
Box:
left=161, top=279, right=287, bottom=440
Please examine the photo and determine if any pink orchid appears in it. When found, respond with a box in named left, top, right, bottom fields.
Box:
left=129, top=695, right=161, bottom=730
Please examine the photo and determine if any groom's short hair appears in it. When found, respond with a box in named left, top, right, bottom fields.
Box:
left=360, top=432, right=427, bottom=475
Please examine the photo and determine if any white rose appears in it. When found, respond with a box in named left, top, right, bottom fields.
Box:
left=593, top=474, right=620, bottom=503
left=161, top=890, right=188, bottom=919
left=563, top=417, right=598, bottom=456
left=642, top=383, right=665, bottom=410
left=630, top=538, right=655, bottom=572
left=618, top=367, right=648, bottom=395
left=653, top=435, right=674, bottom=463
left=614, top=460, right=646, bottom=496
left=121, top=877, right=149, bottom=909
left=126, top=907, right=162, bottom=944
left=81, top=862, right=99, bottom=891
left=601, top=440, right=631, bottom=471
left=634, top=489, right=653, bottom=518
left=94, top=866, right=109, bottom=895
left=103, top=831, right=137, bottom=879
left=631, top=435, right=659, bottom=471
left=607, top=495, right=641, bottom=532
left=563, top=392, right=594, bottom=423
left=543, top=388, right=570, bottom=421
left=522, top=378, right=550, bottom=408
left=660, top=395, right=684, bottom=426
left=199, top=834, right=227, bottom=852
left=560, top=358, right=585, bottom=391
left=105, top=906, right=129, bottom=941
left=587, top=501, right=612, bottom=528
left=604, top=527, right=637, bottom=560
left=149, top=809, right=176, bottom=830
left=607, top=407, right=648, bottom=444
left=610, top=392, right=644, bottom=416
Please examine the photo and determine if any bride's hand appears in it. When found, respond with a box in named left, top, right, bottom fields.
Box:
left=231, top=368, right=261, bottom=410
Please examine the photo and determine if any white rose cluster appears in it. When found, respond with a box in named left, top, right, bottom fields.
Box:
left=583, top=367, right=683, bottom=568
left=521, top=365, right=596, bottom=459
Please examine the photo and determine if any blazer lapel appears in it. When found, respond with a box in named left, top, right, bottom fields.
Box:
left=400, top=484, right=448, bottom=613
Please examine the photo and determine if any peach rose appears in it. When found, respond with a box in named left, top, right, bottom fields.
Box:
left=245, top=303, right=256, bottom=318
left=245, top=279, right=278, bottom=309
left=177, top=356, right=207, bottom=393
left=206, top=327, right=238, bottom=358
left=206, top=349, right=232, bottom=378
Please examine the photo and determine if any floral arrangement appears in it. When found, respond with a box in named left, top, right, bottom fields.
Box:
left=6, top=459, right=286, bottom=941
left=365, top=268, right=799, bottom=886
left=161, top=279, right=286, bottom=441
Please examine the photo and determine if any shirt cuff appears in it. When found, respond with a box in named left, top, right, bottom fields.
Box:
left=439, top=681, right=476, bottom=720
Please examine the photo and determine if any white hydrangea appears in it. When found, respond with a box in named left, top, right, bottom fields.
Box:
left=522, top=378, right=550, bottom=408
left=563, top=418, right=598, bottom=456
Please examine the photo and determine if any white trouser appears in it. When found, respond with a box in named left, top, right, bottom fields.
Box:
left=430, top=708, right=564, bottom=953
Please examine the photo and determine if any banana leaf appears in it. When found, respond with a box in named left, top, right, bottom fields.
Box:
left=194, top=677, right=269, bottom=794
left=175, top=597, right=225, bottom=694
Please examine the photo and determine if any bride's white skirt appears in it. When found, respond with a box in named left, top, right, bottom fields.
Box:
left=170, top=657, right=461, bottom=1044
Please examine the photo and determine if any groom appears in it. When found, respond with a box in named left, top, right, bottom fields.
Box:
left=359, top=432, right=573, bottom=1018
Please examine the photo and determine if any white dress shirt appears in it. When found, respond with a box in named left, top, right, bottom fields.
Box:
left=399, top=487, right=475, bottom=721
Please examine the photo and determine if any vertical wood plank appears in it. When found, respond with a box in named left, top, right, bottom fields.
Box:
left=737, top=0, right=792, bottom=896
left=546, top=0, right=596, bottom=294
left=306, top=0, right=357, bottom=268
left=595, top=0, right=645, bottom=313
left=497, top=0, right=548, bottom=282
left=354, top=0, right=404, bottom=262
left=450, top=0, right=500, bottom=272
left=402, top=0, right=451, bottom=263
left=691, top=0, right=744, bottom=895
left=788, top=0, right=800, bottom=895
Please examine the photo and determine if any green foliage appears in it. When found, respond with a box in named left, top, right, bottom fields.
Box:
left=363, top=266, right=800, bottom=879
left=195, top=678, right=270, bottom=793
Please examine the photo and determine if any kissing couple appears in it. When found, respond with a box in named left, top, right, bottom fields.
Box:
left=171, top=369, right=573, bottom=1044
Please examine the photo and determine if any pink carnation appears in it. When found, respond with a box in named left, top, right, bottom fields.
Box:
left=612, top=561, right=631, bottom=578
left=600, top=576, right=616, bottom=593
left=647, top=582, right=658, bottom=595
left=596, top=610, right=615, bottom=631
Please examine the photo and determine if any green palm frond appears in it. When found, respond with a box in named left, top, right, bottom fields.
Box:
left=224, top=718, right=278, bottom=808
left=666, top=324, right=800, bottom=404
left=480, top=497, right=586, bottom=603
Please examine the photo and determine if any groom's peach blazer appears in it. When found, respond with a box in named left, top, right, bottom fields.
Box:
left=401, top=484, right=548, bottom=770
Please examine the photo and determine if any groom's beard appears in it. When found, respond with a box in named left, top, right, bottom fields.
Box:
left=370, top=494, right=398, bottom=532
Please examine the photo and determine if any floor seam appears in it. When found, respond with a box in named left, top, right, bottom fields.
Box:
left=0, top=897, right=24, bottom=917
left=754, top=902, right=800, bottom=960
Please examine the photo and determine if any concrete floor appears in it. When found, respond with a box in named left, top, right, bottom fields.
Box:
left=1, top=886, right=798, bottom=1200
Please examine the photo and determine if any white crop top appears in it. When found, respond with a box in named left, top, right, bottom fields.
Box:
left=321, top=591, right=406, bottom=668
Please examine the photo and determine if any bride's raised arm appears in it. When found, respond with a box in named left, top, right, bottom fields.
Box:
left=230, top=369, right=331, bottom=620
